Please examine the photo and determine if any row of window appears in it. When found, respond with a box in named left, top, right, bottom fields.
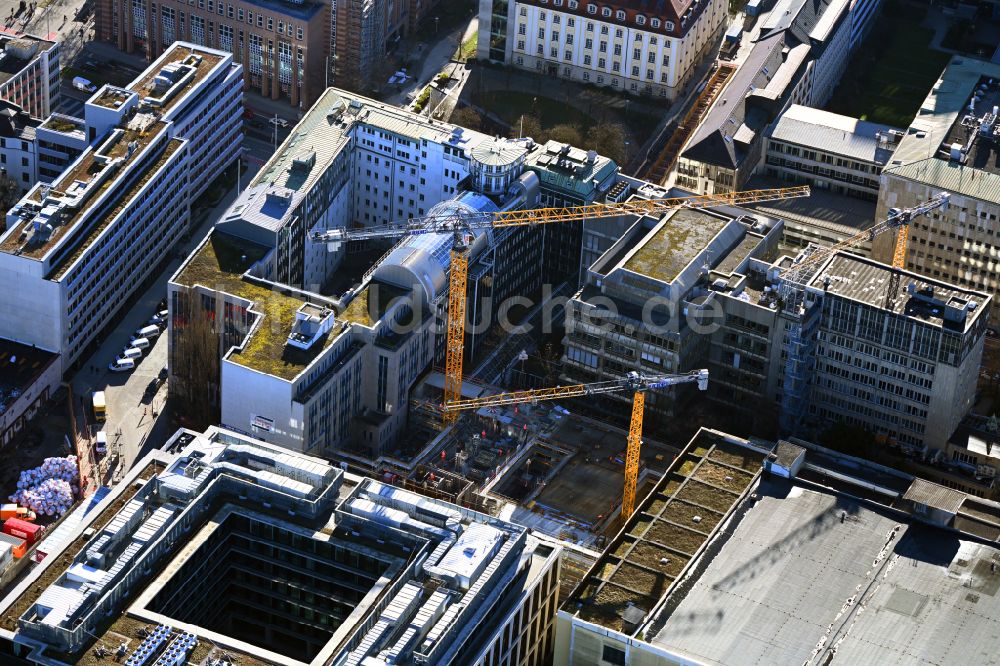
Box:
left=526, top=2, right=676, bottom=31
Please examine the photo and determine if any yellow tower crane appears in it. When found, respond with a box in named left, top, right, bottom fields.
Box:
left=779, top=192, right=951, bottom=302
left=441, top=370, right=709, bottom=521
left=314, top=185, right=810, bottom=425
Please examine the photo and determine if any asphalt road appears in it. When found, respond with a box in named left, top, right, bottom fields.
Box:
left=69, top=160, right=261, bottom=483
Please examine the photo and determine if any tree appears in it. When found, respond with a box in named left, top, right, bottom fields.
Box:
left=450, top=106, right=484, bottom=131
left=170, top=291, right=222, bottom=429
left=0, top=172, right=20, bottom=213
left=586, top=122, right=628, bottom=165
left=547, top=123, right=584, bottom=147
left=512, top=114, right=543, bottom=141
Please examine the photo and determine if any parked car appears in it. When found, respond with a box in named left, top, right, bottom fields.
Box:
left=95, top=431, right=108, bottom=455
left=128, top=338, right=150, bottom=350
left=121, top=347, right=143, bottom=360
left=148, top=309, right=169, bottom=326
left=158, top=366, right=168, bottom=381
left=133, top=325, right=161, bottom=339
left=109, top=358, right=135, bottom=372
left=72, top=76, right=96, bottom=93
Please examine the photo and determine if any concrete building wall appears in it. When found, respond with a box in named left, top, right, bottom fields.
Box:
left=0, top=133, right=37, bottom=188
left=0, top=38, right=60, bottom=120
left=0, top=254, right=63, bottom=356
left=0, top=352, right=59, bottom=447
left=874, top=177, right=1000, bottom=299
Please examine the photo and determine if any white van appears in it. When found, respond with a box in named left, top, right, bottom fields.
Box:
left=109, top=358, right=135, bottom=372
left=95, top=431, right=108, bottom=455
left=133, top=325, right=161, bottom=339
left=129, top=337, right=150, bottom=350
left=121, top=347, right=143, bottom=360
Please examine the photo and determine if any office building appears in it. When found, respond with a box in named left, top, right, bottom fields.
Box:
left=0, top=101, right=40, bottom=189
left=873, top=57, right=1000, bottom=298
left=479, top=0, right=728, bottom=99
left=0, top=425, right=561, bottom=665
left=331, top=0, right=446, bottom=91
left=764, top=104, right=899, bottom=201
left=562, top=202, right=786, bottom=432
left=168, top=88, right=619, bottom=459
left=0, top=43, right=242, bottom=375
left=0, top=338, right=58, bottom=449
left=674, top=0, right=856, bottom=194
left=96, top=0, right=326, bottom=107
left=555, top=427, right=1000, bottom=665
left=0, top=34, right=60, bottom=120
left=563, top=197, right=990, bottom=448
left=741, top=103, right=902, bottom=254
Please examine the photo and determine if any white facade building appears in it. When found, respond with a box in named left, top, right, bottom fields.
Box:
left=0, top=43, right=242, bottom=374
left=479, top=0, right=727, bottom=99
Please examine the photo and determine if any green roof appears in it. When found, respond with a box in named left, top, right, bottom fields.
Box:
left=624, top=209, right=729, bottom=283
left=175, top=231, right=343, bottom=381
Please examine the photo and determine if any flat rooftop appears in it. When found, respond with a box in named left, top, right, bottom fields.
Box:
left=623, top=208, right=730, bottom=282
left=0, top=34, right=53, bottom=86
left=0, top=44, right=227, bottom=271
left=745, top=175, right=877, bottom=232
left=174, top=230, right=345, bottom=381
left=563, top=430, right=765, bottom=630
left=810, top=252, right=990, bottom=331
left=0, top=338, right=57, bottom=414
left=885, top=57, right=1000, bottom=204
left=0, top=427, right=546, bottom=666
left=647, top=478, right=1000, bottom=666
left=770, top=104, right=900, bottom=165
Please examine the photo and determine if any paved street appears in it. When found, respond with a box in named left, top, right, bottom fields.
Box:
left=383, top=15, right=478, bottom=109
left=69, top=161, right=260, bottom=484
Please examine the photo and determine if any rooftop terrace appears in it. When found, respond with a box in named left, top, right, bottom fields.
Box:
left=623, top=209, right=730, bottom=282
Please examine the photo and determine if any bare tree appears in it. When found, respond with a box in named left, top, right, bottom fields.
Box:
left=547, top=123, right=584, bottom=146
left=0, top=171, right=20, bottom=213
left=450, top=106, right=484, bottom=131
left=586, top=122, right=628, bottom=165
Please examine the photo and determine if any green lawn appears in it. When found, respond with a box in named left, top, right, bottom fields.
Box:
left=826, top=3, right=950, bottom=128
left=472, top=90, right=594, bottom=129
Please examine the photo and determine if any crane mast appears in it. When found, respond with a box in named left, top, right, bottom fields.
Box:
left=443, top=370, right=709, bottom=521
left=311, top=186, right=808, bottom=434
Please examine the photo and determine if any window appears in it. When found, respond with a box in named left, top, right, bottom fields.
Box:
left=651, top=18, right=660, bottom=28
left=636, top=15, right=645, bottom=25
left=518, top=23, right=526, bottom=35
left=615, top=10, right=625, bottom=20
left=587, top=3, right=596, bottom=14
left=602, top=7, right=611, bottom=17
left=296, top=26, right=303, bottom=40
left=566, top=34, right=573, bottom=44
left=602, top=645, right=626, bottom=666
